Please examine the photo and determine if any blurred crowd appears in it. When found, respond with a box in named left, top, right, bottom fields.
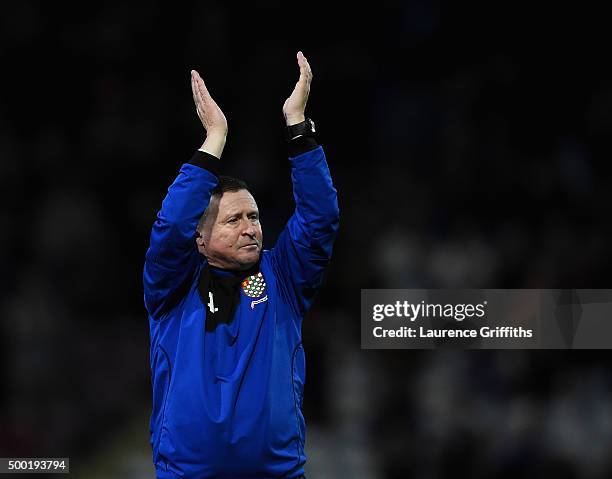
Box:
left=2, top=3, right=612, bottom=478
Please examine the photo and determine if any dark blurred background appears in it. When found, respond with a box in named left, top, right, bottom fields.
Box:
left=2, top=2, right=612, bottom=478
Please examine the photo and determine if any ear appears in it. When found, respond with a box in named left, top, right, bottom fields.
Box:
left=195, top=231, right=205, bottom=247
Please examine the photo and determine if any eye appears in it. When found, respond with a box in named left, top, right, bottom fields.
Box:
left=228, top=217, right=238, bottom=224
left=248, top=213, right=259, bottom=222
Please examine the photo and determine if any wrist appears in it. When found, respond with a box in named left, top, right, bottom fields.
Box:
left=286, top=118, right=318, bottom=157
left=200, top=131, right=227, bottom=159
left=285, top=114, right=306, bottom=126
left=206, top=129, right=228, bottom=140
left=285, top=118, right=315, bottom=141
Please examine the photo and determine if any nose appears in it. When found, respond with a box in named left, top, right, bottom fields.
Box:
left=242, top=224, right=256, bottom=238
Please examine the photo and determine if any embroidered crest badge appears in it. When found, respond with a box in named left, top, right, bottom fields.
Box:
left=241, top=272, right=267, bottom=298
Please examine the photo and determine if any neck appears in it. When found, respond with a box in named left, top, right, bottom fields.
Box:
left=207, top=259, right=258, bottom=274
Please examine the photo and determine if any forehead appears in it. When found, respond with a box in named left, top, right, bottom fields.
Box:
left=217, top=189, right=258, bottom=216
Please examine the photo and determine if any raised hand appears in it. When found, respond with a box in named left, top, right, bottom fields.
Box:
left=282, top=52, right=312, bottom=126
left=191, top=69, right=227, bottom=157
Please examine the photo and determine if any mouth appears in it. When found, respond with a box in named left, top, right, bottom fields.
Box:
left=240, top=244, right=259, bottom=250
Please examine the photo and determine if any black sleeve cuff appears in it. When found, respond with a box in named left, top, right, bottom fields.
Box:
left=287, top=136, right=319, bottom=157
left=188, top=150, right=221, bottom=176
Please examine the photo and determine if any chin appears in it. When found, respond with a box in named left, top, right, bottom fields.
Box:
left=231, top=249, right=259, bottom=270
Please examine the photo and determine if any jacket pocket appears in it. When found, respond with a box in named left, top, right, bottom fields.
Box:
left=291, top=343, right=306, bottom=448
left=150, top=346, right=172, bottom=461
left=292, top=343, right=306, bottom=408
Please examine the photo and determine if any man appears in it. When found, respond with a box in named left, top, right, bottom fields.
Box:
left=143, top=52, right=339, bottom=479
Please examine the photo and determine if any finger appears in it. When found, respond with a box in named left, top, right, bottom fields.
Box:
left=191, top=71, right=200, bottom=107
left=190, top=70, right=210, bottom=109
left=296, top=51, right=312, bottom=87
left=193, top=71, right=206, bottom=103
left=191, top=72, right=208, bottom=124
left=194, top=71, right=213, bottom=103
left=191, top=71, right=209, bottom=114
left=297, top=51, right=312, bottom=76
left=292, top=71, right=311, bottom=98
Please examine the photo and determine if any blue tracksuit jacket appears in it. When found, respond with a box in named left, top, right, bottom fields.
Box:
left=143, top=138, right=339, bottom=479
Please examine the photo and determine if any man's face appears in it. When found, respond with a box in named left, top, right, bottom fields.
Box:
left=196, top=189, right=263, bottom=270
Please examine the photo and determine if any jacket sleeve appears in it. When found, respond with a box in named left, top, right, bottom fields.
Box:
left=270, top=138, right=340, bottom=317
left=143, top=151, right=220, bottom=320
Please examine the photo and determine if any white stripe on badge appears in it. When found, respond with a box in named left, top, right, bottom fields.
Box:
left=250, top=295, right=268, bottom=309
